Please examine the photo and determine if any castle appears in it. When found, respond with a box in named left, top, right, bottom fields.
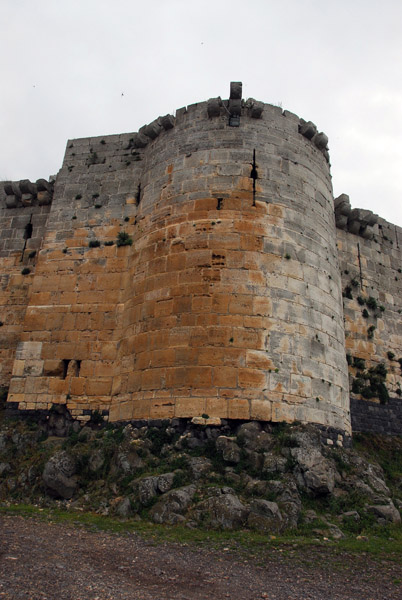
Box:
left=1, top=83, right=401, bottom=437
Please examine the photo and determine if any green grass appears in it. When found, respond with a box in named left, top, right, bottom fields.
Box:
left=1, top=503, right=400, bottom=563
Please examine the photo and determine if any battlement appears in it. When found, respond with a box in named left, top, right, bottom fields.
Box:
left=1, top=83, right=401, bottom=435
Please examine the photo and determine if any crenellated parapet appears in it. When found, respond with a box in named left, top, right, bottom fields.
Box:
left=3, top=178, right=54, bottom=209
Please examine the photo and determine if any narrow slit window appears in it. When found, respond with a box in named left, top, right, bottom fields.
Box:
left=62, top=359, right=70, bottom=379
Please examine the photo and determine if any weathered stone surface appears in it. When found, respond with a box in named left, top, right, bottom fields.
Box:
left=42, top=451, right=77, bottom=499
left=137, top=476, right=159, bottom=505
left=262, top=454, right=287, bottom=475
left=290, top=432, right=335, bottom=495
left=216, top=436, right=241, bottom=463
left=188, top=456, right=212, bottom=479
left=157, top=472, right=175, bottom=493
left=312, top=131, right=328, bottom=150
left=366, top=502, right=401, bottom=524
left=160, top=114, right=175, bottom=130
left=115, top=497, right=132, bottom=517
left=115, top=450, right=144, bottom=474
left=207, top=97, right=222, bottom=117
left=149, top=485, right=196, bottom=524
left=230, top=82, right=242, bottom=100
left=143, top=120, right=162, bottom=140
left=299, top=120, right=317, bottom=140
left=196, top=491, right=249, bottom=530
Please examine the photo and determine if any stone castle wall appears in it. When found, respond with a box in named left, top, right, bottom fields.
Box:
left=0, top=182, right=53, bottom=388
left=336, top=214, right=402, bottom=407
left=1, top=84, right=401, bottom=435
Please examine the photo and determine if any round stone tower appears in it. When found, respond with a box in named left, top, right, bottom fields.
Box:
left=117, top=82, right=351, bottom=433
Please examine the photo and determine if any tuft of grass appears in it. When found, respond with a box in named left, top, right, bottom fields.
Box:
left=116, top=232, right=133, bottom=247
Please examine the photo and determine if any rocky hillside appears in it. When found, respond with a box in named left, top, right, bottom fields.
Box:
left=0, top=408, right=401, bottom=538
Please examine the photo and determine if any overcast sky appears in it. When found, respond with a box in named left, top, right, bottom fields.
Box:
left=1, top=0, right=401, bottom=226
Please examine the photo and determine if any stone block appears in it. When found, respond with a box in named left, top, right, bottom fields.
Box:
left=207, top=97, right=222, bottom=118
left=230, top=82, right=242, bottom=100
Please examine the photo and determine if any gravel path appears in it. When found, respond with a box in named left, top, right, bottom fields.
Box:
left=0, top=515, right=401, bottom=599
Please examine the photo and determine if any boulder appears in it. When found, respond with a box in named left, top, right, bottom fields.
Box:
left=149, top=485, right=196, bottom=524
left=262, top=454, right=287, bottom=475
left=188, top=456, right=212, bottom=480
left=196, top=491, right=249, bottom=530
left=247, top=499, right=282, bottom=533
left=116, top=497, right=132, bottom=518
left=216, top=436, right=241, bottom=463
left=367, top=502, right=401, bottom=524
left=157, top=473, right=175, bottom=493
left=42, top=451, right=77, bottom=499
left=289, top=432, right=335, bottom=495
left=88, top=449, right=105, bottom=474
left=115, top=450, right=144, bottom=474
left=137, top=476, right=159, bottom=505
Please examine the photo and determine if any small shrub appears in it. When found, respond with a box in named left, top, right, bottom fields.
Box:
left=346, top=354, right=352, bottom=366
left=124, top=217, right=129, bottom=222
left=90, top=410, right=104, bottom=425
left=366, top=297, right=378, bottom=310
left=367, top=325, right=376, bottom=339
left=387, top=351, right=395, bottom=360
left=362, top=308, right=369, bottom=318
left=94, top=204, right=102, bottom=209
left=357, top=296, right=365, bottom=305
left=285, top=253, right=291, bottom=260
left=378, top=382, right=390, bottom=404
left=21, top=267, right=31, bottom=275
left=92, top=193, right=100, bottom=199
left=104, top=240, right=114, bottom=246
left=75, top=194, right=82, bottom=200
left=88, top=240, right=101, bottom=248
left=344, top=286, right=353, bottom=300
left=116, top=232, right=133, bottom=247
left=353, top=357, right=366, bottom=370
left=28, top=251, right=36, bottom=259
left=351, top=278, right=359, bottom=287
left=351, top=379, right=363, bottom=394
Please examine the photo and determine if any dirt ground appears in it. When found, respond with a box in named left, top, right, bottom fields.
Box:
left=0, top=515, right=401, bottom=600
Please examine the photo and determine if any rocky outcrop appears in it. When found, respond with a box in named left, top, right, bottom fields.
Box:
left=0, top=418, right=400, bottom=537
left=42, top=451, right=77, bottom=499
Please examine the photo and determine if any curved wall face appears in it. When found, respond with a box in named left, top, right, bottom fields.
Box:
left=114, top=101, right=351, bottom=433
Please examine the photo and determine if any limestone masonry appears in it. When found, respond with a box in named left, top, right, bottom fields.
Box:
left=1, top=83, right=401, bottom=436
